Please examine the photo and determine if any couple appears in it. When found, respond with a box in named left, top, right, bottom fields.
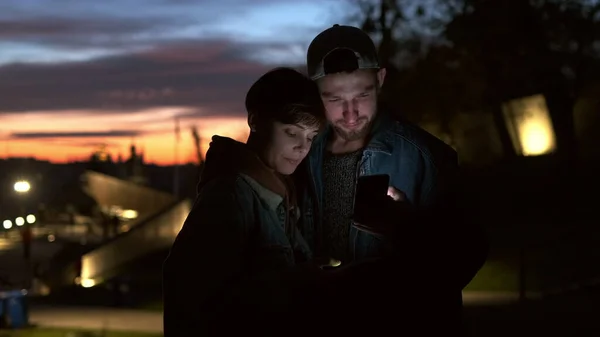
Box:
left=163, top=25, right=488, bottom=336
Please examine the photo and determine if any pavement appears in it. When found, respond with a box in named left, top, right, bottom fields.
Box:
left=25, top=291, right=526, bottom=334
left=462, top=290, right=541, bottom=306
left=29, top=305, right=163, bottom=334
left=0, top=231, right=21, bottom=251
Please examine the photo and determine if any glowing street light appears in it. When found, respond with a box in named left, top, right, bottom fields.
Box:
left=15, top=217, right=25, bottom=227
left=502, top=95, right=557, bottom=157
left=3, top=220, right=12, bottom=229
left=74, top=277, right=96, bottom=288
left=121, top=209, right=138, bottom=220
left=14, top=180, right=31, bottom=193
left=26, top=214, right=36, bottom=224
left=81, top=279, right=96, bottom=288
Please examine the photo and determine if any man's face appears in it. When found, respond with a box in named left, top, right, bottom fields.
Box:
left=262, top=121, right=319, bottom=175
left=317, top=69, right=386, bottom=142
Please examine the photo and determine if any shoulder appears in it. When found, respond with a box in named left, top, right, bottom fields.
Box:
left=378, top=117, right=459, bottom=204
left=383, top=118, right=457, bottom=172
left=180, top=174, right=258, bottom=236
left=196, top=173, right=258, bottom=206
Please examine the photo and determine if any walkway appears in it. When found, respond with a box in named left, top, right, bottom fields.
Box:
left=462, top=291, right=541, bottom=305
left=27, top=291, right=526, bottom=333
left=29, top=305, right=162, bottom=333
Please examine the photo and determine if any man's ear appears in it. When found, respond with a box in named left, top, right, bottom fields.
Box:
left=376, top=68, right=386, bottom=89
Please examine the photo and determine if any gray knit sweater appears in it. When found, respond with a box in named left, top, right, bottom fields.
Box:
left=321, top=149, right=362, bottom=263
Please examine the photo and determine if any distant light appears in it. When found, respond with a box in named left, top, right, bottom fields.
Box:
left=14, top=181, right=31, bottom=193
left=2, top=220, right=12, bottom=229
left=502, top=95, right=556, bottom=157
left=121, top=209, right=138, bottom=220
left=47, top=234, right=55, bottom=242
left=81, top=278, right=96, bottom=288
left=521, top=121, right=553, bottom=156
left=15, top=217, right=25, bottom=226
left=36, top=284, right=50, bottom=296
left=26, top=214, right=36, bottom=224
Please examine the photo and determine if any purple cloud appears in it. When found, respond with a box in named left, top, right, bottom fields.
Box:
left=0, top=39, right=286, bottom=116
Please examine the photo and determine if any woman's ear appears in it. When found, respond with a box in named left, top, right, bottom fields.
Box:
left=248, top=114, right=257, bottom=132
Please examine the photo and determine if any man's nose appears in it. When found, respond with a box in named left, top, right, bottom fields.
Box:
left=342, top=100, right=359, bottom=122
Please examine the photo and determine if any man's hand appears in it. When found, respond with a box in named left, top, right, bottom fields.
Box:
left=386, top=186, right=406, bottom=202
left=352, top=186, right=409, bottom=238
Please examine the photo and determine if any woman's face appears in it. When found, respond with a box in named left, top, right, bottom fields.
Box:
left=261, top=121, right=319, bottom=175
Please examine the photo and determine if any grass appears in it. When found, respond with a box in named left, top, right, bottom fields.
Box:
left=464, top=258, right=524, bottom=292
left=0, top=328, right=161, bottom=337
left=464, top=227, right=600, bottom=295
left=137, top=300, right=163, bottom=312
left=463, top=286, right=600, bottom=337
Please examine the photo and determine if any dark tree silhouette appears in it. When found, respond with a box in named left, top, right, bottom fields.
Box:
left=443, top=0, right=600, bottom=158
left=352, top=0, right=600, bottom=160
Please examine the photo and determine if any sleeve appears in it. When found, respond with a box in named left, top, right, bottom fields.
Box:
left=417, top=150, right=489, bottom=290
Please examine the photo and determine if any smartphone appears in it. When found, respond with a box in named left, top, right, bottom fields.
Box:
left=352, top=174, right=390, bottom=223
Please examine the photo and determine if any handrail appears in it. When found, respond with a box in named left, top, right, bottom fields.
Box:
left=78, top=198, right=191, bottom=283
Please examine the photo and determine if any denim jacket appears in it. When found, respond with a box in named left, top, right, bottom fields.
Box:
left=298, top=112, right=461, bottom=261
left=163, top=137, right=313, bottom=336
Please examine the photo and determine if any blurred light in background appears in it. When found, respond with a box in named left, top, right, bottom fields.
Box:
left=74, top=276, right=97, bottom=288
left=503, top=94, right=557, bottom=156
left=15, top=217, right=25, bottom=227
left=14, top=180, right=31, bottom=193
left=3, top=220, right=12, bottom=229
left=26, top=214, right=36, bottom=224
left=120, top=209, right=138, bottom=220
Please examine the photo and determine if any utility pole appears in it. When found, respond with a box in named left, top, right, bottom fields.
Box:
left=173, top=116, right=180, bottom=199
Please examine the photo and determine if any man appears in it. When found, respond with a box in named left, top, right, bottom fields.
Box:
left=297, top=24, right=489, bottom=333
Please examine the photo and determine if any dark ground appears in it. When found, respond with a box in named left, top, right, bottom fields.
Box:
left=463, top=285, right=600, bottom=337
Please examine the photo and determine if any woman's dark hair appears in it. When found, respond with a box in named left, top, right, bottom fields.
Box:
left=245, top=67, right=326, bottom=132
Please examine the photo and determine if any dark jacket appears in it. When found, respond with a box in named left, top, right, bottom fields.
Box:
left=163, top=136, right=312, bottom=336
left=298, top=112, right=489, bottom=291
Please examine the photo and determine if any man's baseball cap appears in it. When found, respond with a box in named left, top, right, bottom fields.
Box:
left=307, top=24, right=380, bottom=80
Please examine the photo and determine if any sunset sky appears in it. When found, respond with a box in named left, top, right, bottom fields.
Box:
left=0, top=0, right=353, bottom=165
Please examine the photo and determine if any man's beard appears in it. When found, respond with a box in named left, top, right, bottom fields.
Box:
left=332, top=116, right=373, bottom=142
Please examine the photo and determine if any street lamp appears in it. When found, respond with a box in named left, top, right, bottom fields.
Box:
left=14, top=180, right=31, bottom=193
left=3, top=220, right=12, bottom=229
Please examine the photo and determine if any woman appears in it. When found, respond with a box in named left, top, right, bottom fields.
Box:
left=163, top=67, right=326, bottom=336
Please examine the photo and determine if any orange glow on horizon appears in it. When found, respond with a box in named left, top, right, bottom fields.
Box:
left=0, top=107, right=250, bottom=165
